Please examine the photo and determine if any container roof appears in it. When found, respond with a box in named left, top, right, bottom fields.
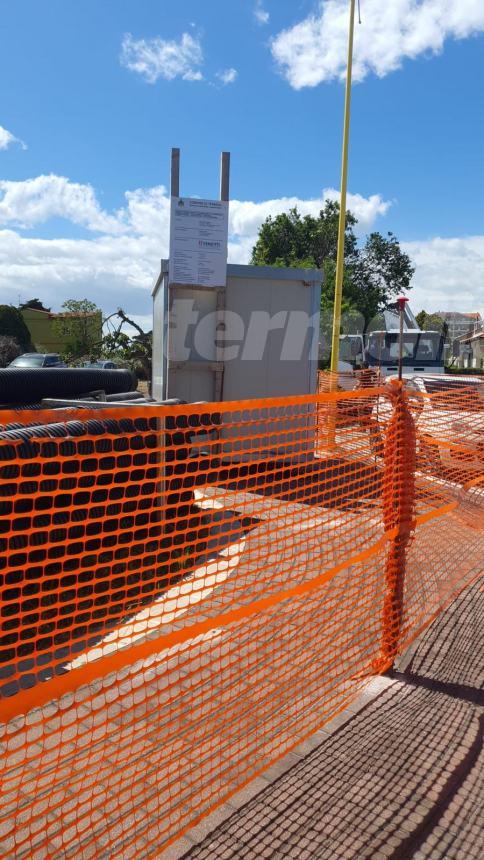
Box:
left=153, top=261, right=323, bottom=297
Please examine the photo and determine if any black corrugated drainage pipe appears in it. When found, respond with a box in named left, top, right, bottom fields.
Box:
left=0, top=403, right=221, bottom=697
left=0, top=367, right=136, bottom=404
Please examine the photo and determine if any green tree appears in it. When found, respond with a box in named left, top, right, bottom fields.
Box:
left=415, top=310, right=447, bottom=332
left=251, top=201, right=358, bottom=269
left=415, top=310, right=427, bottom=329
left=251, top=201, right=414, bottom=328
left=347, top=232, right=414, bottom=324
left=53, top=299, right=102, bottom=362
left=102, top=309, right=152, bottom=388
left=20, top=298, right=51, bottom=312
left=0, top=305, right=32, bottom=351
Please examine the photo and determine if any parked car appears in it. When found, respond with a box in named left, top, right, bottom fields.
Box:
left=82, top=359, right=118, bottom=369
left=8, top=352, right=66, bottom=368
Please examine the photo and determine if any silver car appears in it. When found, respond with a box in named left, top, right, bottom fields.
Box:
left=8, top=353, right=66, bottom=368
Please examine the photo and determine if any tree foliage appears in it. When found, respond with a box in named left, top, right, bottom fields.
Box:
left=251, top=201, right=414, bottom=327
left=52, top=299, right=102, bottom=362
left=0, top=335, right=21, bottom=367
left=251, top=201, right=358, bottom=269
left=102, top=309, right=152, bottom=386
left=20, top=298, right=51, bottom=312
left=415, top=310, right=448, bottom=335
left=0, top=305, right=32, bottom=351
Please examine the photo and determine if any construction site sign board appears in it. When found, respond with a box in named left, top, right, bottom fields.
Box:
left=169, top=197, right=229, bottom=288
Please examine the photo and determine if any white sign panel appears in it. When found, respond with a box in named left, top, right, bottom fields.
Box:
left=169, top=197, right=229, bottom=288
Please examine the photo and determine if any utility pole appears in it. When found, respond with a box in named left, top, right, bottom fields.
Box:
left=397, top=296, right=409, bottom=380
left=330, top=0, right=356, bottom=374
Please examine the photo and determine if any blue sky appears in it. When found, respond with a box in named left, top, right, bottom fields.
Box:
left=1, top=0, right=483, bottom=323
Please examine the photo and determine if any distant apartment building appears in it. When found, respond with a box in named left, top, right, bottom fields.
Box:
left=435, top=311, right=482, bottom=341
left=455, top=330, right=484, bottom=370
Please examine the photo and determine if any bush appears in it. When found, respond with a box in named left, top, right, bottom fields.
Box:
left=0, top=305, right=32, bottom=351
left=0, top=335, right=21, bottom=367
left=445, top=366, right=484, bottom=376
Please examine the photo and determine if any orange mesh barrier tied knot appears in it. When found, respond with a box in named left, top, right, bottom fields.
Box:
left=378, top=381, right=416, bottom=669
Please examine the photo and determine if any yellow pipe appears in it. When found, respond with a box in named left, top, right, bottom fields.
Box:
left=330, top=0, right=356, bottom=374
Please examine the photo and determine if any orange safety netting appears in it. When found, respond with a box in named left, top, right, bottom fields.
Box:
left=1, top=383, right=482, bottom=857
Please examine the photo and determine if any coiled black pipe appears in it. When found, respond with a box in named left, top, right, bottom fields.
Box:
left=0, top=367, right=136, bottom=404
left=0, top=407, right=221, bottom=697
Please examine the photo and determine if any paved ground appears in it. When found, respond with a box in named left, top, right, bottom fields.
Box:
left=164, top=579, right=483, bottom=860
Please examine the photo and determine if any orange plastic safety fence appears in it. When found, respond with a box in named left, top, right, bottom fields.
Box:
left=0, top=386, right=482, bottom=857
left=317, top=368, right=384, bottom=392
left=398, top=380, right=484, bottom=652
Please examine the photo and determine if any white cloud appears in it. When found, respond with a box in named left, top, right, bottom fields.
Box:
left=2, top=174, right=481, bottom=319
left=0, top=228, right=162, bottom=322
left=0, top=176, right=391, bottom=319
left=0, top=125, right=27, bottom=151
left=227, top=189, right=389, bottom=267
left=403, top=236, right=484, bottom=313
left=216, top=68, right=238, bottom=85
left=229, top=189, right=390, bottom=241
left=271, top=0, right=484, bottom=88
left=0, top=175, right=127, bottom=233
left=254, top=1, right=270, bottom=25
left=120, top=32, right=203, bottom=83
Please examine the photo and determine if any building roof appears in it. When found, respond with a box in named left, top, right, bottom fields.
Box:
left=56, top=311, right=101, bottom=318
left=436, top=311, right=482, bottom=321
left=152, top=260, right=323, bottom=297
left=20, top=307, right=51, bottom=315
left=458, top=330, right=484, bottom=343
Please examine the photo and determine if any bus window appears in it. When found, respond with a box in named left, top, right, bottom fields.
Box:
left=366, top=332, right=444, bottom=367
left=415, top=337, right=434, bottom=359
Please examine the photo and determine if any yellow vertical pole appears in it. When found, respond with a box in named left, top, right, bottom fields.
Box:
left=330, top=0, right=356, bottom=374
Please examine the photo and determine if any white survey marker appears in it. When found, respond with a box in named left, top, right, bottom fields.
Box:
left=169, top=196, right=229, bottom=288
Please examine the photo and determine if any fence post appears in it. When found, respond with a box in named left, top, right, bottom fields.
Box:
left=377, top=381, right=416, bottom=669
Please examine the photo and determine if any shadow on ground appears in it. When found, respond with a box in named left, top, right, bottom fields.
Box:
left=183, top=580, right=483, bottom=859
left=0, top=504, right=260, bottom=699
left=218, top=456, right=384, bottom=512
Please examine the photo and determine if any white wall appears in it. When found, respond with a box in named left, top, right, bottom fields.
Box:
left=153, top=263, right=321, bottom=407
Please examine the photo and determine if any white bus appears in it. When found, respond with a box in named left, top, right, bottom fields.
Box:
left=337, top=329, right=445, bottom=377
left=365, top=330, right=445, bottom=377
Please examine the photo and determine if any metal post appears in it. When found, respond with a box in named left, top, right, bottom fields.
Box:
left=330, top=0, right=356, bottom=374
left=397, top=296, right=409, bottom=381
left=171, top=147, right=180, bottom=198
left=215, top=151, right=230, bottom=403
left=220, top=152, right=230, bottom=202
left=168, top=148, right=180, bottom=400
